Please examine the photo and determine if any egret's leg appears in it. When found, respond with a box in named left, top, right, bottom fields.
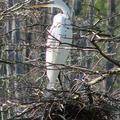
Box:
left=58, top=72, right=63, bottom=88
left=47, top=68, right=60, bottom=90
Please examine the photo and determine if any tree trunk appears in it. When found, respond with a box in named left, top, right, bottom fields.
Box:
left=106, top=0, right=115, bottom=92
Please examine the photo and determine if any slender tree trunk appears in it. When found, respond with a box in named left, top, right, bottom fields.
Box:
left=87, top=0, right=94, bottom=68
left=106, top=0, right=115, bottom=92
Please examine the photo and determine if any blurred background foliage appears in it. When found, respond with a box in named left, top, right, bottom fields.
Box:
left=0, top=0, right=120, bottom=119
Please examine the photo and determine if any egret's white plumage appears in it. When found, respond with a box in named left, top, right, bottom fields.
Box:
left=31, top=0, right=72, bottom=90
left=46, top=13, right=72, bottom=89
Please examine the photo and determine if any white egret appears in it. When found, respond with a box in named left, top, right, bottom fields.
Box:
left=30, top=0, right=72, bottom=90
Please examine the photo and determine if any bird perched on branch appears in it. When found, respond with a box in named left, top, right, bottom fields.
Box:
left=30, top=0, right=72, bottom=91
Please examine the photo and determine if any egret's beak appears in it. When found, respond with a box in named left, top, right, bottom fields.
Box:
left=30, top=1, right=54, bottom=9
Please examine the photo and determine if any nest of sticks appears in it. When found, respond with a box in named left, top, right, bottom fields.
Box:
left=42, top=89, right=118, bottom=120
left=6, top=82, right=120, bottom=120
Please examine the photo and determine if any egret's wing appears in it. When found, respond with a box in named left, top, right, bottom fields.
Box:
left=46, top=14, right=72, bottom=89
left=46, top=14, right=72, bottom=65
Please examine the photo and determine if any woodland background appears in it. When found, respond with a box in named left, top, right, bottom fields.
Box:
left=0, top=0, right=120, bottom=119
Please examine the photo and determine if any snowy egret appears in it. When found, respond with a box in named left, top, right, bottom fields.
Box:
left=30, top=0, right=72, bottom=90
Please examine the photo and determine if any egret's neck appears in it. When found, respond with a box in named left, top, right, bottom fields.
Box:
left=60, top=4, right=70, bottom=15
left=56, top=2, right=70, bottom=18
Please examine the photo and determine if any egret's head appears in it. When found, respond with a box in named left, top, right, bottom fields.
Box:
left=30, top=0, right=64, bottom=9
left=30, top=0, right=70, bottom=17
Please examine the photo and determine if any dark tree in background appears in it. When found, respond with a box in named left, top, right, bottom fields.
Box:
left=0, top=0, right=120, bottom=119
left=106, top=0, right=115, bottom=92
